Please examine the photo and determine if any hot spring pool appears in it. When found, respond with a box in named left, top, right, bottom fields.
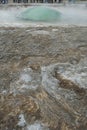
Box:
left=0, top=4, right=87, bottom=27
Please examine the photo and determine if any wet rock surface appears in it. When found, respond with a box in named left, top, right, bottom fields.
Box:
left=0, top=26, right=87, bottom=130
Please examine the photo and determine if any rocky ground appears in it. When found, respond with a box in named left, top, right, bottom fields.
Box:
left=0, top=26, right=87, bottom=130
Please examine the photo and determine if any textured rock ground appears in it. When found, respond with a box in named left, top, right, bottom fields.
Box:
left=0, top=26, right=87, bottom=130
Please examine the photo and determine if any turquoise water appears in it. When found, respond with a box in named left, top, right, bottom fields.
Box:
left=19, top=6, right=61, bottom=22
left=0, top=4, right=87, bottom=26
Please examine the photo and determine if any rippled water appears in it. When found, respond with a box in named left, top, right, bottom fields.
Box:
left=0, top=4, right=87, bottom=27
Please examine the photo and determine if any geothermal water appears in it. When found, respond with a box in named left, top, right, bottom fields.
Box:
left=19, top=6, right=61, bottom=22
left=0, top=4, right=87, bottom=27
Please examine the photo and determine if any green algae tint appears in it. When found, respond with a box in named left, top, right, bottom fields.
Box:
left=20, top=6, right=61, bottom=22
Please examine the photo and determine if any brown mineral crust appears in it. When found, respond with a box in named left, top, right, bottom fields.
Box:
left=0, top=93, right=41, bottom=129
left=0, top=26, right=87, bottom=130
left=54, top=72, right=86, bottom=95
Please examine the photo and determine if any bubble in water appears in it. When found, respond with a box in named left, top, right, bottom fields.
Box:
left=19, top=6, right=61, bottom=22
